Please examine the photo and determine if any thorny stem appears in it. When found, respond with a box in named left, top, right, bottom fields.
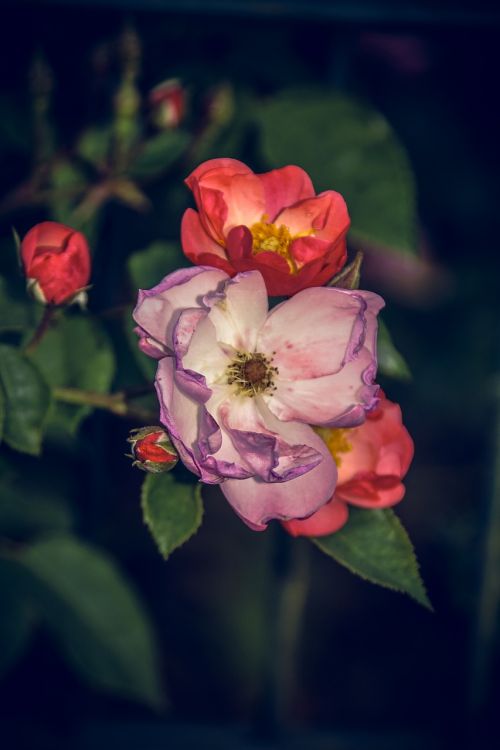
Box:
left=24, top=306, right=56, bottom=355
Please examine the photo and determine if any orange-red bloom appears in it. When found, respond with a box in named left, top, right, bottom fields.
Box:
left=181, top=158, right=350, bottom=296
left=282, top=395, right=414, bottom=537
left=21, top=221, right=91, bottom=305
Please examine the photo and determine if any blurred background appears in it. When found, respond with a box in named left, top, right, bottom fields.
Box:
left=0, top=1, right=499, bottom=748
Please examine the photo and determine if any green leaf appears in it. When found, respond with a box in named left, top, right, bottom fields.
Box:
left=0, top=345, right=51, bottom=455
left=76, top=125, right=112, bottom=169
left=257, top=89, right=417, bottom=254
left=30, top=315, right=115, bottom=434
left=378, top=319, right=412, bottom=381
left=313, top=507, right=431, bottom=608
left=0, top=562, right=36, bottom=678
left=128, top=241, right=183, bottom=291
left=0, top=457, right=74, bottom=538
left=141, top=473, right=204, bottom=559
left=17, top=536, right=164, bottom=708
left=0, top=276, right=34, bottom=333
left=0, top=384, right=4, bottom=444
left=130, top=131, right=190, bottom=180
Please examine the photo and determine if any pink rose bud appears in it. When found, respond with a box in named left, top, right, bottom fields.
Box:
left=21, top=221, right=91, bottom=306
left=149, top=78, right=185, bottom=129
left=128, top=426, right=178, bottom=473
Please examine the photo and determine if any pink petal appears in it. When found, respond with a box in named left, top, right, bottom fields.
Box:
left=258, top=165, right=315, bottom=222
left=258, top=287, right=384, bottom=381
left=219, top=422, right=337, bottom=530
left=181, top=208, right=231, bottom=264
left=185, top=158, right=253, bottom=188
left=265, top=348, right=379, bottom=427
left=133, top=266, right=228, bottom=352
left=155, top=357, right=225, bottom=483
left=219, top=396, right=322, bottom=483
left=282, top=497, right=349, bottom=537
left=205, top=271, right=269, bottom=352
left=199, top=171, right=265, bottom=235
left=276, top=191, right=350, bottom=239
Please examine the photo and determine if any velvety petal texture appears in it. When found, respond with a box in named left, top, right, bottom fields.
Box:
left=181, top=159, right=350, bottom=296
left=21, top=221, right=91, bottom=305
left=282, top=394, right=414, bottom=537
left=134, top=268, right=384, bottom=530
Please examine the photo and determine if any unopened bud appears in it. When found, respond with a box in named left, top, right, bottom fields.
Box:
left=149, top=78, right=185, bottom=129
left=127, top=426, right=178, bottom=473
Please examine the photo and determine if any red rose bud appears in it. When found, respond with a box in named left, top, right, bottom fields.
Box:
left=21, top=221, right=91, bottom=306
left=149, top=78, right=185, bottom=129
left=128, top=426, right=178, bottom=473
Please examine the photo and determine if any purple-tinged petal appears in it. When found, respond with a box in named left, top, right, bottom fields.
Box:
left=205, top=271, right=269, bottom=352
left=220, top=423, right=337, bottom=530
left=155, top=358, right=222, bottom=483
left=258, top=287, right=384, bottom=380
left=180, top=313, right=231, bottom=387
left=265, top=349, right=380, bottom=427
left=133, top=266, right=228, bottom=354
left=134, top=326, right=169, bottom=359
left=219, top=396, right=322, bottom=482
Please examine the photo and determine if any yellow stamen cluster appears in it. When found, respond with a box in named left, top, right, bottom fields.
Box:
left=314, top=427, right=352, bottom=467
left=249, top=215, right=313, bottom=274
left=226, top=351, right=278, bottom=397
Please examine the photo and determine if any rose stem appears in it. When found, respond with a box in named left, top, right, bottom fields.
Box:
left=24, top=306, right=56, bottom=355
left=53, top=387, right=157, bottom=424
left=255, top=526, right=310, bottom=737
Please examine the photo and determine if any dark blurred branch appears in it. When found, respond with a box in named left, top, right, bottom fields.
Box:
left=255, top=528, right=310, bottom=736
left=53, top=386, right=157, bottom=423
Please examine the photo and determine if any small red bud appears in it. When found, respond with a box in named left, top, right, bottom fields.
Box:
left=21, top=221, right=91, bottom=306
left=128, top=426, right=178, bottom=473
left=149, top=78, right=185, bottom=129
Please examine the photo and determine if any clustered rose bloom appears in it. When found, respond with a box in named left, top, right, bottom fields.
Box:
left=133, top=267, right=383, bottom=529
left=181, top=158, right=350, bottom=296
left=21, top=221, right=91, bottom=305
left=282, top=394, right=414, bottom=537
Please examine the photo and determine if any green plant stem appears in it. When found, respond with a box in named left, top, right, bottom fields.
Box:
left=24, top=306, right=56, bottom=355
left=256, top=528, right=310, bottom=736
left=53, top=387, right=157, bottom=423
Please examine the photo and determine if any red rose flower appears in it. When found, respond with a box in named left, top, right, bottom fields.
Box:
left=282, top=395, right=414, bottom=537
left=21, top=221, right=91, bottom=306
left=181, top=158, right=350, bottom=296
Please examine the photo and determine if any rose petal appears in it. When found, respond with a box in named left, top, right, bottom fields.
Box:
left=219, top=396, right=322, bottom=482
left=265, top=348, right=380, bottom=427
left=258, top=165, right=315, bottom=222
left=282, top=497, right=349, bottom=537
left=205, top=271, right=268, bottom=352
left=276, top=190, right=350, bottom=240
left=133, top=266, right=228, bottom=352
left=181, top=208, right=232, bottom=267
left=219, top=422, right=337, bottom=530
left=258, top=287, right=384, bottom=381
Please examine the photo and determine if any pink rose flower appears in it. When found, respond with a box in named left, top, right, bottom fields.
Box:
left=133, top=267, right=383, bottom=530
left=21, top=221, right=91, bottom=305
left=181, top=158, right=350, bottom=296
left=282, top=394, right=414, bottom=537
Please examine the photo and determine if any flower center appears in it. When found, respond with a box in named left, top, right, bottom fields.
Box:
left=249, top=215, right=313, bottom=274
left=314, top=427, right=352, bottom=467
left=226, top=351, right=278, bottom=397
